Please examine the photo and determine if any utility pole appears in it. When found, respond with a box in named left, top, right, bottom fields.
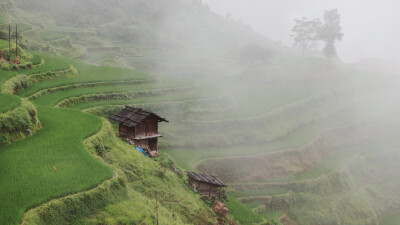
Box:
left=15, top=24, right=18, bottom=57
left=155, top=194, right=159, bottom=225
left=8, top=24, right=11, bottom=60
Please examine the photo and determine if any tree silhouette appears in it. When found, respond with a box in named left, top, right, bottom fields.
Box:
left=319, top=9, right=343, bottom=58
left=291, top=17, right=322, bottom=55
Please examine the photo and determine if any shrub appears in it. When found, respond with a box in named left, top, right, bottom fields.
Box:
left=254, top=204, right=266, bottom=214
left=19, top=64, right=26, bottom=70
left=0, top=100, right=40, bottom=144
left=93, top=141, right=111, bottom=157
left=204, top=196, right=217, bottom=207
left=31, top=55, right=42, bottom=65
left=11, top=64, right=19, bottom=71
left=156, top=154, right=174, bottom=168
left=1, top=63, right=10, bottom=70
left=2, top=75, right=29, bottom=94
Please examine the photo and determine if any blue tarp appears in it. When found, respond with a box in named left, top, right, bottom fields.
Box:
left=136, top=147, right=149, bottom=157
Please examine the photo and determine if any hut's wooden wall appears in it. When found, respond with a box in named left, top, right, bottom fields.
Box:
left=188, top=177, right=222, bottom=199
left=119, top=116, right=160, bottom=151
left=134, top=117, right=159, bottom=138
left=119, top=124, right=135, bottom=137
left=146, top=119, right=158, bottom=136
left=135, top=123, right=145, bottom=137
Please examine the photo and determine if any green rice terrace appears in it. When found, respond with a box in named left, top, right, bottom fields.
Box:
left=2, top=42, right=400, bottom=225
left=0, top=47, right=223, bottom=224
left=1, top=0, right=400, bottom=224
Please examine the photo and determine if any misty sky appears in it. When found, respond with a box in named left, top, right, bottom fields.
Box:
left=207, top=0, right=400, bottom=63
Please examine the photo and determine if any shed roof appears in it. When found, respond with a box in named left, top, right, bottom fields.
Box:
left=109, top=106, right=168, bottom=128
left=186, top=171, right=227, bottom=187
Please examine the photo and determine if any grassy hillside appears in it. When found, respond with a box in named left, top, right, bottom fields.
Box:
left=0, top=50, right=221, bottom=224
left=1, top=0, right=400, bottom=224
left=0, top=93, right=20, bottom=113
left=0, top=107, right=112, bottom=224
left=4, top=0, right=281, bottom=76
left=23, top=120, right=218, bottom=225
left=9, top=53, right=396, bottom=224
left=0, top=39, right=11, bottom=49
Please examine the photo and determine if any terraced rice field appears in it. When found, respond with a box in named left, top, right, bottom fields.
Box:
left=0, top=93, right=21, bottom=113
left=225, top=196, right=263, bottom=225
left=38, top=31, right=66, bottom=41
left=380, top=210, right=400, bottom=225
left=0, top=49, right=239, bottom=224
left=156, top=69, right=400, bottom=223
left=0, top=106, right=112, bottom=223
left=0, top=51, right=170, bottom=224
left=0, top=39, right=10, bottom=49
left=0, top=53, right=71, bottom=88
left=2, top=44, right=400, bottom=224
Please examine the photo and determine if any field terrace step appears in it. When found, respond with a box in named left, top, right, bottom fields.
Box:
left=26, top=78, right=159, bottom=101
left=2, top=65, right=78, bottom=95
left=195, top=120, right=389, bottom=183
left=78, top=91, right=230, bottom=112
left=54, top=85, right=196, bottom=108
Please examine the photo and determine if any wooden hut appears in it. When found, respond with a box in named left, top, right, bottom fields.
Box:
left=186, top=171, right=227, bottom=199
left=109, top=106, right=168, bottom=157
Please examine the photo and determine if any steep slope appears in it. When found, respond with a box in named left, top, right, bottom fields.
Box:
left=23, top=120, right=218, bottom=225
left=0, top=46, right=220, bottom=224
left=2, top=0, right=400, bottom=224
left=6, top=0, right=282, bottom=75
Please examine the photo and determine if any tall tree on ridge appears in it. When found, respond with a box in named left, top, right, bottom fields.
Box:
left=319, top=9, right=343, bottom=59
left=291, top=17, right=322, bottom=56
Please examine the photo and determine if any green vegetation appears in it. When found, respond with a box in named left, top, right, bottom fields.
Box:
left=0, top=48, right=394, bottom=225
left=72, top=86, right=222, bottom=110
left=165, top=108, right=367, bottom=171
left=24, top=176, right=128, bottom=225
left=0, top=52, right=71, bottom=90
left=0, top=47, right=220, bottom=224
left=379, top=210, right=400, bottom=225
left=0, top=93, right=21, bottom=113
left=292, top=9, right=343, bottom=58
left=289, top=147, right=362, bottom=181
left=0, top=39, right=11, bottom=49
left=17, top=60, right=153, bottom=97
left=23, top=120, right=218, bottom=225
left=0, top=100, right=39, bottom=144
left=0, top=15, right=6, bottom=24
left=1, top=0, right=399, bottom=224
left=38, top=32, right=66, bottom=41
left=2, top=65, right=78, bottom=94
left=17, top=23, right=32, bottom=32
left=229, top=189, right=287, bottom=199
left=0, top=107, right=112, bottom=224
left=225, top=196, right=263, bottom=225
left=261, top=211, right=283, bottom=223
left=32, top=77, right=192, bottom=106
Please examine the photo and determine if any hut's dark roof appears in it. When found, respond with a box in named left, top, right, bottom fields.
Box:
left=109, top=106, right=168, bottom=128
left=186, top=171, right=227, bottom=187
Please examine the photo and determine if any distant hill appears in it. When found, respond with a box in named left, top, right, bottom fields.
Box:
left=350, top=58, right=400, bottom=75
left=4, top=0, right=285, bottom=76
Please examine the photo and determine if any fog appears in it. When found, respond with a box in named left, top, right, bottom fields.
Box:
left=207, top=0, right=400, bottom=63
left=5, top=0, right=400, bottom=223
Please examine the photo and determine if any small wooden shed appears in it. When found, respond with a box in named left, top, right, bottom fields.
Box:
left=109, top=106, right=168, bottom=157
left=186, top=171, right=227, bottom=199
